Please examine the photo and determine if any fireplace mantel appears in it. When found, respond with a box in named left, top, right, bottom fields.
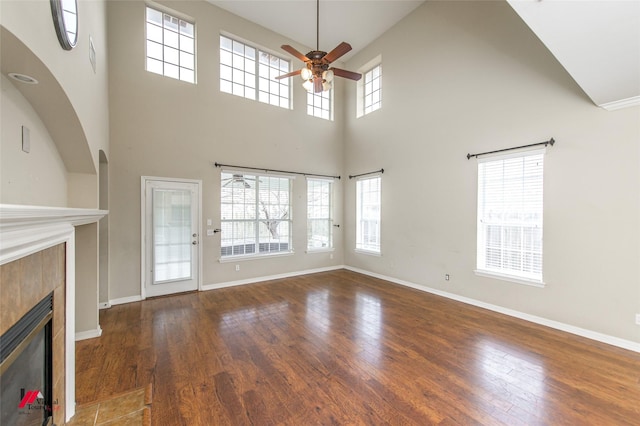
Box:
left=0, top=204, right=107, bottom=229
left=0, top=204, right=107, bottom=265
left=0, top=204, right=107, bottom=423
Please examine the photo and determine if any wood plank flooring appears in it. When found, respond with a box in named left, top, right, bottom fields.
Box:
left=76, top=270, right=640, bottom=425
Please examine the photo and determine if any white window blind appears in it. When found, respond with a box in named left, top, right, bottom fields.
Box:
left=356, top=176, right=381, bottom=253
left=307, top=179, right=333, bottom=251
left=220, top=172, right=292, bottom=258
left=476, top=150, right=544, bottom=283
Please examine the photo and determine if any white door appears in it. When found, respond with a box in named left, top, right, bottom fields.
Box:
left=143, top=177, right=200, bottom=298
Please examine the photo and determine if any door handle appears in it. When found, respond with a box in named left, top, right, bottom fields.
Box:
left=192, top=241, right=197, bottom=245
left=213, top=228, right=222, bottom=233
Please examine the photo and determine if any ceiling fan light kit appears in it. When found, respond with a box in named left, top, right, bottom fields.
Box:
left=276, top=0, right=362, bottom=93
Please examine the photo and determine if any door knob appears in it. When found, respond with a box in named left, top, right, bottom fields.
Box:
left=192, top=241, right=197, bottom=245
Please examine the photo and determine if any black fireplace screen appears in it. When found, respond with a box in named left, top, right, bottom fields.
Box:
left=0, top=293, right=53, bottom=426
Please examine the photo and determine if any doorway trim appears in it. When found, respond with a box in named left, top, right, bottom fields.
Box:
left=140, top=176, right=202, bottom=300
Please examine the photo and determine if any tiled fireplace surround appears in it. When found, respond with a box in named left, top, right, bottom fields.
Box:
left=0, top=205, right=106, bottom=424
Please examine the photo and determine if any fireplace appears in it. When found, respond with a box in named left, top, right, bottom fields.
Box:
left=1, top=293, right=54, bottom=425
left=0, top=204, right=107, bottom=424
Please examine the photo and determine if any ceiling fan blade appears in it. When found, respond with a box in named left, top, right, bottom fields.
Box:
left=281, top=45, right=309, bottom=63
left=275, top=69, right=302, bottom=80
left=314, top=76, right=323, bottom=93
left=331, top=67, right=362, bottom=81
left=323, top=42, right=352, bottom=63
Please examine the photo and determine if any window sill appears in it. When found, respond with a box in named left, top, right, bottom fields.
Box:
left=474, top=269, right=545, bottom=288
left=306, top=248, right=335, bottom=254
left=219, top=250, right=294, bottom=263
left=355, top=248, right=381, bottom=257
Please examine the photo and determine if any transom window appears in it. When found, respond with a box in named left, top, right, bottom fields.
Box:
left=220, top=172, right=293, bottom=258
left=356, top=176, right=381, bottom=254
left=307, top=179, right=333, bottom=251
left=476, top=150, right=545, bottom=284
left=363, top=64, right=382, bottom=115
left=219, top=35, right=291, bottom=109
left=145, top=7, right=195, bottom=84
left=307, top=89, right=332, bottom=120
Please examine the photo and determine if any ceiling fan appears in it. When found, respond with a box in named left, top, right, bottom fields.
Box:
left=222, top=174, right=258, bottom=188
left=275, top=0, right=362, bottom=93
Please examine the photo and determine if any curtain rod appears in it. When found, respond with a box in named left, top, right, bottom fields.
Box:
left=348, top=168, right=384, bottom=179
left=213, top=162, right=340, bottom=180
left=467, top=138, right=555, bottom=160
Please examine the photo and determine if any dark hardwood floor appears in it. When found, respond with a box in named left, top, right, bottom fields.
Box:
left=76, top=270, right=640, bottom=425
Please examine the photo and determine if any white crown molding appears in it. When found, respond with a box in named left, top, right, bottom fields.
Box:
left=598, top=96, right=640, bottom=111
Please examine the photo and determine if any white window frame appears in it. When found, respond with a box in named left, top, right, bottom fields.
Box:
left=145, top=6, right=195, bottom=83
left=220, top=171, right=294, bottom=261
left=363, top=64, right=382, bottom=115
left=307, top=88, right=333, bottom=120
left=219, top=34, right=291, bottom=109
left=355, top=175, right=381, bottom=255
left=306, top=178, right=334, bottom=252
left=475, top=148, right=545, bottom=287
left=356, top=55, right=382, bottom=118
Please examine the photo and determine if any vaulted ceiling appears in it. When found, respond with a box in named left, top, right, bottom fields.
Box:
left=209, top=0, right=640, bottom=111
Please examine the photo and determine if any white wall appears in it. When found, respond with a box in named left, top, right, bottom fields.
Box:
left=344, top=1, right=640, bottom=343
left=1, top=0, right=110, bottom=335
left=107, top=0, right=345, bottom=300
left=1, top=75, right=67, bottom=206
left=1, top=0, right=110, bottom=180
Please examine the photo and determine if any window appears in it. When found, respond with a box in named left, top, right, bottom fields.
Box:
left=476, top=150, right=544, bottom=284
left=219, top=35, right=291, bottom=109
left=307, top=89, right=332, bottom=120
left=146, top=7, right=195, bottom=83
left=220, top=172, right=292, bottom=258
left=356, top=176, right=381, bottom=253
left=363, top=64, right=382, bottom=115
left=307, top=179, right=333, bottom=251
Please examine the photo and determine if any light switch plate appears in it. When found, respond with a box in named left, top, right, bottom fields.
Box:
left=22, top=126, right=30, bottom=153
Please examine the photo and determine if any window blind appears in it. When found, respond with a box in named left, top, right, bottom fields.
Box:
left=477, top=150, right=544, bottom=282
left=307, top=178, right=333, bottom=251
left=356, top=175, right=381, bottom=253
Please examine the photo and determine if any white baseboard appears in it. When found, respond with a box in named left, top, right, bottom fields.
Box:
left=98, top=302, right=111, bottom=310
left=109, top=295, right=143, bottom=306
left=344, top=266, right=640, bottom=353
left=75, top=326, right=102, bottom=341
left=202, top=265, right=346, bottom=291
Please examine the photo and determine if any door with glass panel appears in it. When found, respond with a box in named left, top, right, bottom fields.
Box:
left=143, top=178, right=200, bottom=298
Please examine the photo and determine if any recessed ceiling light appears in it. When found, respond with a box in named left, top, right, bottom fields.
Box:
left=8, top=73, right=39, bottom=85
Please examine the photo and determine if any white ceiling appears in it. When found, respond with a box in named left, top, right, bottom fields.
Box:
left=508, top=0, right=640, bottom=110
left=208, top=0, right=640, bottom=110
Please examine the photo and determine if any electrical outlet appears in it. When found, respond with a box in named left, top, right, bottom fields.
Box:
left=445, top=274, right=450, bottom=281
left=635, top=314, right=640, bottom=325
left=235, top=264, right=240, bottom=272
